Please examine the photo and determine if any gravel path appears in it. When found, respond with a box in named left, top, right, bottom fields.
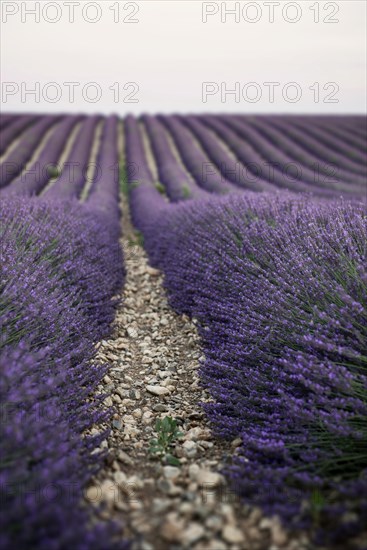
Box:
left=86, top=198, right=310, bottom=550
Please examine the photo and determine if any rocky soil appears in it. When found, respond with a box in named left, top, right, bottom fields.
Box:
left=85, top=199, right=312, bottom=550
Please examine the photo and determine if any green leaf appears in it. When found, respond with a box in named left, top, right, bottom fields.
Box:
left=149, top=446, right=162, bottom=455
left=165, top=454, right=181, bottom=467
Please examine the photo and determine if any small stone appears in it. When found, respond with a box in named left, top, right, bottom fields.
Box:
left=115, top=387, right=129, bottom=398
left=259, top=517, right=272, bottom=530
left=146, top=385, right=170, bottom=396
left=129, top=500, right=143, bottom=511
left=117, top=450, right=133, bottom=466
left=175, top=445, right=185, bottom=458
left=123, top=426, right=139, bottom=438
left=183, top=440, right=197, bottom=457
left=160, top=515, right=185, bottom=542
left=198, top=440, right=213, bottom=449
left=341, top=511, right=359, bottom=524
left=187, top=482, right=198, bottom=493
left=221, top=504, right=236, bottom=525
left=146, top=266, right=160, bottom=276
left=113, top=471, right=127, bottom=484
left=193, top=505, right=211, bottom=520
left=107, top=352, right=119, bottom=361
left=183, top=490, right=196, bottom=502
left=115, top=500, right=129, bottom=513
left=96, top=480, right=118, bottom=506
left=204, top=540, right=227, bottom=550
left=188, top=464, right=200, bottom=480
left=114, top=340, right=129, bottom=350
left=157, top=370, right=170, bottom=379
left=231, top=437, right=242, bottom=448
left=196, top=469, right=222, bottom=487
left=130, top=389, right=141, bottom=400
left=248, top=526, right=263, bottom=541
left=144, top=478, right=155, bottom=488
left=184, top=427, right=203, bottom=440
left=123, top=414, right=135, bottom=424
left=152, top=403, right=168, bottom=412
left=271, top=519, right=288, bottom=547
left=157, top=479, right=182, bottom=496
left=162, top=466, right=180, bottom=480
left=126, top=326, right=138, bottom=338
left=205, top=515, right=223, bottom=532
left=183, top=522, right=205, bottom=544
left=85, top=484, right=101, bottom=504
left=127, top=475, right=144, bottom=489
left=112, top=419, right=123, bottom=430
left=222, top=525, right=245, bottom=544
left=152, top=498, right=171, bottom=514
left=142, top=411, right=153, bottom=424
left=179, top=502, right=194, bottom=515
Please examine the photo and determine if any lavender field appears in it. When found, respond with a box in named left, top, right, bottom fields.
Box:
left=0, top=113, right=366, bottom=550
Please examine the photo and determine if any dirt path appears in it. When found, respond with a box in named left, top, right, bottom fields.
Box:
left=84, top=194, right=309, bottom=550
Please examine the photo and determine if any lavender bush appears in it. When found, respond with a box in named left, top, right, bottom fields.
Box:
left=243, top=116, right=364, bottom=186
left=124, top=114, right=155, bottom=187
left=202, top=116, right=360, bottom=199
left=0, top=116, right=60, bottom=189
left=1, top=112, right=366, bottom=549
left=142, top=114, right=207, bottom=201
left=159, top=115, right=235, bottom=194
left=0, top=114, right=22, bottom=132
left=135, top=190, right=367, bottom=545
left=2, top=115, right=83, bottom=197
left=0, top=114, right=37, bottom=155
left=44, top=116, right=100, bottom=200
left=222, top=115, right=366, bottom=190
left=0, top=196, right=126, bottom=549
left=87, top=115, right=120, bottom=221
left=266, top=116, right=366, bottom=177
left=288, top=116, right=367, bottom=167
left=124, top=114, right=168, bottom=230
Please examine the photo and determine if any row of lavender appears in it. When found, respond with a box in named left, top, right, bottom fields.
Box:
left=0, top=116, right=127, bottom=549
left=1, top=112, right=365, bottom=201
left=141, top=114, right=365, bottom=200
left=1, top=112, right=366, bottom=548
left=125, top=115, right=367, bottom=546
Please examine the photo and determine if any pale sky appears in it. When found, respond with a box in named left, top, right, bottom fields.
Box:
left=1, top=1, right=366, bottom=114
